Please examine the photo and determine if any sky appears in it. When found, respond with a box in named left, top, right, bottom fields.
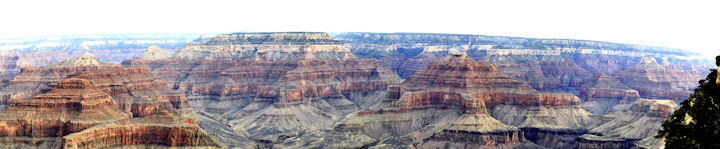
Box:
left=0, top=0, right=718, bottom=57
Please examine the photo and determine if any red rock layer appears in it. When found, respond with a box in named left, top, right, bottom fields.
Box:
left=0, top=53, right=187, bottom=117
left=69, top=67, right=187, bottom=117
left=123, top=33, right=401, bottom=104
left=614, top=55, right=703, bottom=100
left=0, top=78, right=131, bottom=137
left=61, top=110, right=220, bottom=149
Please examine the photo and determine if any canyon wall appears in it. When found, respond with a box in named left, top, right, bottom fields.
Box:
left=335, top=32, right=711, bottom=95
left=123, top=32, right=401, bottom=146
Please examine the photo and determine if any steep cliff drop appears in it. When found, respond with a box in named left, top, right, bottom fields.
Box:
left=123, top=32, right=401, bottom=147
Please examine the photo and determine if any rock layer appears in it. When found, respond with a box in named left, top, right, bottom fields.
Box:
left=0, top=78, right=131, bottom=145
left=575, top=99, right=677, bottom=149
left=61, top=110, right=221, bottom=149
left=0, top=53, right=188, bottom=117
left=123, top=32, right=401, bottom=144
left=335, top=32, right=712, bottom=93
left=613, top=55, right=702, bottom=100
left=580, top=73, right=640, bottom=114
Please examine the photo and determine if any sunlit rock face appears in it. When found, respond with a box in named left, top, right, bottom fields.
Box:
left=0, top=78, right=132, bottom=146
left=580, top=73, right=641, bottom=114
left=60, top=110, right=221, bottom=149
left=123, top=32, right=401, bottom=146
left=334, top=32, right=714, bottom=93
left=0, top=53, right=188, bottom=117
left=613, top=55, right=703, bottom=101
left=575, top=99, right=677, bottom=149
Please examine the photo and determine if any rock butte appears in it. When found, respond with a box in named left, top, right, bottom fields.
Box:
left=0, top=53, right=188, bottom=117
left=123, top=32, right=401, bottom=145
left=0, top=78, right=132, bottom=145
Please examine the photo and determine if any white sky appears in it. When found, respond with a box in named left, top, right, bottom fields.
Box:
left=1, top=0, right=718, bottom=57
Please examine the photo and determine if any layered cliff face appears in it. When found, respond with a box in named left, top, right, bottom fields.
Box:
left=0, top=78, right=132, bottom=145
left=61, top=110, right=221, bottom=149
left=123, top=32, right=401, bottom=144
left=614, top=55, right=703, bottom=100
left=575, top=99, right=677, bottom=149
left=277, top=52, right=539, bottom=148
left=280, top=52, right=600, bottom=148
left=0, top=53, right=188, bottom=117
left=335, top=32, right=713, bottom=93
left=580, top=73, right=641, bottom=114
left=0, top=53, right=121, bottom=104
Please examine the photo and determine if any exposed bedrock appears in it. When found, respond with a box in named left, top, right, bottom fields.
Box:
left=335, top=32, right=713, bottom=95
left=0, top=78, right=132, bottom=146
left=575, top=99, right=677, bottom=149
left=60, top=110, right=221, bottom=149
left=613, top=55, right=703, bottom=100
left=580, top=73, right=641, bottom=115
left=0, top=53, right=188, bottom=117
left=123, top=32, right=402, bottom=145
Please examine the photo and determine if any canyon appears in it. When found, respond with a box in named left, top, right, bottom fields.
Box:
left=0, top=32, right=713, bottom=148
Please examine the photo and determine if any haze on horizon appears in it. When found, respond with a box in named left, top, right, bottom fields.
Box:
left=0, top=0, right=718, bottom=58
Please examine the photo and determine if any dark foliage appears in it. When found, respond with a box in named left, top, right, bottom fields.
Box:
left=657, top=55, right=720, bottom=149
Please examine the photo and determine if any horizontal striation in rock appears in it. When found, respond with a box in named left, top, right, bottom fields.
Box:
left=60, top=110, right=221, bottom=148
left=0, top=78, right=131, bottom=138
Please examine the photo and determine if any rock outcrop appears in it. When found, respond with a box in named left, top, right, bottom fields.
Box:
left=580, top=73, right=641, bottom=114
left=614, top=55, right=703, bottom=100
left=0, top=53, right=188, bottom=117
left=61, top=110, right=221, bottom=149
left=0, top=53, right=120, bottom=104
left=575, top=99, right=677, bottom=149
left=123, top=32, right=401, bottom=145
left=0, top=78, right=132, bottom=145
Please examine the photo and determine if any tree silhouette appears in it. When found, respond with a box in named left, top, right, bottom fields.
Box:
left=657, top=55, right=720, bottom=149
